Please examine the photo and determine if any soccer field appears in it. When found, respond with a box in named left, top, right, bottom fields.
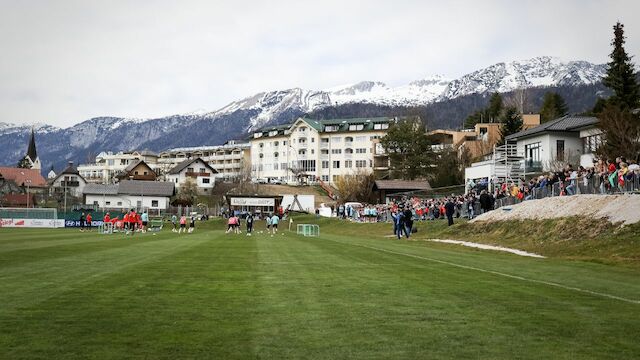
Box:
left=1, top=218, right=639, bottom=359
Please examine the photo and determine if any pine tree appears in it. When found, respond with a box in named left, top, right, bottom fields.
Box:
left=497, top=106, right=523, bottom=145
left=539, top=92, right=568, bottom=122
left=485, top=92, right=503, bottom=122
left=602, top=22, right=640, bottom=109
left=380, top=118, right=435, bottom=180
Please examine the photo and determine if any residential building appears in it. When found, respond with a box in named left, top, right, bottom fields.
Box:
left=49, top=161, right=87, bottom=198
left=250, top=117, right=394, bottom=185
left=83, top=180, right=175, bottom=210
left=427, top=114, right=540, bottom=160
left=157, top=140, right=250, bottom=181
left=78, top=150, right=159, bottom=184
left=166, top=158, right=218, bottom=194
left=115, top=160, right=157, bottom=181
left=0, top=167, right=48, bottom=194
left=506, top=115, right=599, bottom=172
left=463, top=115, right=599, bottom=191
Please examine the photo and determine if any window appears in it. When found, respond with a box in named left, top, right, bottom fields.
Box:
left=299, top=137, right=307, bottom=143
left=93, top=201, right=98, bottom=205
left=321, top=149, right=329, bottom=155
left=356, top=160, right=367, bottom=168
left=283, top=140, right=287, bottom=146
left=202, top=178, right=210, bottom=184
left=374, top=123, right=389, bottom=130
left=298, top=149, right=306, bottom=155
left=259, top=153, right=264, bottom=158
left=274, top=141, right=279, bottom=147
left=322, top=161, right=329, bottom=169
left=259, top=143, right=264, bottom=148
left=349, top=124, right=364, bottom=131
left=311, top=138, right=315, bottom=143
left=355, top=136, right=366, bottom=142
left=325, top=125, right=339, bottom=132
left=274, top=163, right=279, bottom=170
left=333, top=161, right=340, bottom=169
left=296, top=160, right=316, bottom=172
left=151, top=200, right=159, bottom=207
left=268, top=130, right=278, bottom=137
left=107, top=159, right=114, bottom=166
left=524, top=142, right=541, bottom=169
left=556, top=140, right=565, bottom=161
left=281, top=162, right=287, bottom=170
left=356, top=148, right=366, bottom=154
left=331, top=137, right=341, bottom=143
left=187, top=167, right=194, bottom=172
left=134, top=171, right=139, bottom=175
left=583, top=134, right=602, bottom=154
left=345, top=136, right=354, bottom=142
left=345, top=160, right=352, bottom=168
left=199, top=168, right=205, bottom=173
left=345, top=148, right=354, bottom=154
left=299, top=126, right=307, bottom=132
left=331, top=149, right=342, bottom=154
left=321, top=175, right=329, bottom=182
left=117, top=201, right=122, bottom=206
left=254, top=133, right=263, bottom=138
left=321, top=138, right=329, bottom=143
left=274, top=152, right=279, bottom=158
left=106, top=201, right=111, bottom=205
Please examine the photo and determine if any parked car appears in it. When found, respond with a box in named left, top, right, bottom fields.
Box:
left=269, top=178, right=283, bottom=185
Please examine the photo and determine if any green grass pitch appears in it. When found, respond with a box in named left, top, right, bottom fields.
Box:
left=1, top=217, right=639, bottom=359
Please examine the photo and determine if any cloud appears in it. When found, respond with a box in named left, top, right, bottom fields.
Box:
left=0, top=0, right=638, bottom=127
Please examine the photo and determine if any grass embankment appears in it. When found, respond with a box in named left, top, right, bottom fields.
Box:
left=292, top=214, right=640, bottom=266
left=0, top=218, right=639, bottom=359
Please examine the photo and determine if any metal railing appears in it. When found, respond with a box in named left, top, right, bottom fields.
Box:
left=492, top=172, right=640, bottom=210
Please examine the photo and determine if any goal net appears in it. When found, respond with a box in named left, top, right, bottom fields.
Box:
left=0, top=207, right=58, bottom=220
left=296, top=224, right=320, bottom=237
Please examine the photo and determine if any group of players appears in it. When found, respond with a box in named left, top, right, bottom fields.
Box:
left=226, top=213, right=281, bottom=237
left=100, top=209, right=151, bottom=234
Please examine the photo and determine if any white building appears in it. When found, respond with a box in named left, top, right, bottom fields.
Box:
left=78, top=150, right=159, bottom=184
left=158, top=141, right=250, bottom=182
left=250, top=117, right=393, bottom=185
left=166, top=158, right=218, bottom=195
left=49, top=161, right=87, bottom=198
left=464, top=115, right=600, bottom=190
left=506, top=115, right=599, bottom=172
left=83, top=180, right=175, bottom=210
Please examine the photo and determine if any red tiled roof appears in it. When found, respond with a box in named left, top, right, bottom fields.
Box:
left=0, top=167, right=47, bottom=187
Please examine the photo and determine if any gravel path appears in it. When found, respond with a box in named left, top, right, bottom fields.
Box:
left=472, top=194, right=640, bottom=225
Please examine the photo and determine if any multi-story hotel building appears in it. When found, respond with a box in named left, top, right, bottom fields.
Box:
left=157, top=141, right=251, bottom=182
left=250, top=117, right=393, bottom=185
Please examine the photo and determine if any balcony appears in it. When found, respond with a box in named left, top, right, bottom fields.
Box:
left=320, top=142, right=329, bottom=149
left=61, top=181, right=80, bottom=187
left=186, top=172, right=211, bottom=178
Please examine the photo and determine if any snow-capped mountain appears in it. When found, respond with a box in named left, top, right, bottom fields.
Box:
left=0, top=56, right=609, bottom=173
left=440, top=56, right=606, bottom=100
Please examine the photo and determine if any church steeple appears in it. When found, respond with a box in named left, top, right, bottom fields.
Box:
left=27, top=128, right=38, bottom=162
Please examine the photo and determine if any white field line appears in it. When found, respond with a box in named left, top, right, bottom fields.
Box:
left=347, top=243, right=640, bottom=305
left=426, top=239, right=545, bottom=258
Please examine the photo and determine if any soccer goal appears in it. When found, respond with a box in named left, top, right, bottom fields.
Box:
left=148, top=218, right=164, bottom=232
left=296, top=224, right=320, bottom=237
left=99, top=222, right=114, bottom=234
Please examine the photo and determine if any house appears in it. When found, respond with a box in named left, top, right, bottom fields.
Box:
left=0, top=167, right=48, bottom=194
left=49, top=161, right=87, bottom=198
left=1, top=193, right=37, bottom=208
left=506, top=115, right=599, bottom=172
left=115, top=159, right=157, bottom=181
left=83, top=180, right=175, bottom=210
left=166, top=158, right=218, bottom=194
left=250, top=117, right=394, bottom=185
left=158, top=140, right=251, bottom=182
left=78, top=150, right=159, bottom=184
left=372, top=180, right=432, bottom=204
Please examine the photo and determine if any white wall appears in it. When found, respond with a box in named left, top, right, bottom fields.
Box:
left=85, top=194, right=170, bottom=210
left=166, top=159, right=215, bottom=194
left=51, top=174, right=86, bottom=197
left=464, top=160, right=493, bottom=182
left=517, top=133, right=583, bottom=172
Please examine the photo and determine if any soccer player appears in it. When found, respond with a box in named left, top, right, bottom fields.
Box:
left=79, top=212, right=85, bottom=232
left=86, top=213, right=92, bottom=232
left=171, top=214, right=178, bottom=232
left=266, top=215, right=272, bottom=233
left=188, top=214, right=196, bottom=233
left=270, top=213, right=279, bottom=236
left=141, top=211, right=149, bottom=233
left=179, top=215, right=187, bottom=234
left=246, top=213, right=253, bottom=236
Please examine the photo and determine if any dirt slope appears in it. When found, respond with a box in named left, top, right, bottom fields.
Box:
left=472, top=194, right=640, bottom=225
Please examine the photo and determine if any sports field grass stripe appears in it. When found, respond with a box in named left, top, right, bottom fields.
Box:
left=343, top=242, right=640, bottom=305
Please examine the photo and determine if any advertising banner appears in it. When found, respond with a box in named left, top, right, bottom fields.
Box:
left=64, top=220, right=104, bottom=228
left=230, top=197, right=275, bottom=207
left=0, top=218, right=65, bottom=228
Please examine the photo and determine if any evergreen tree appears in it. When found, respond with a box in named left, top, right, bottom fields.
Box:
left=539, top=92, right=568, bottom=122
left=463, top=93, right=503, bottom=128
left=497, top=106, right=523, bottom=146
left=380, top=118, right=435, bottom=180
left=16, top=155, right=32, bottom=169
left=602, top=22, right=640, bottom=109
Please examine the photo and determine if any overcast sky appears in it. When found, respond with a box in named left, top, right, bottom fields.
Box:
left=1, top=0, right=639, bottom=128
